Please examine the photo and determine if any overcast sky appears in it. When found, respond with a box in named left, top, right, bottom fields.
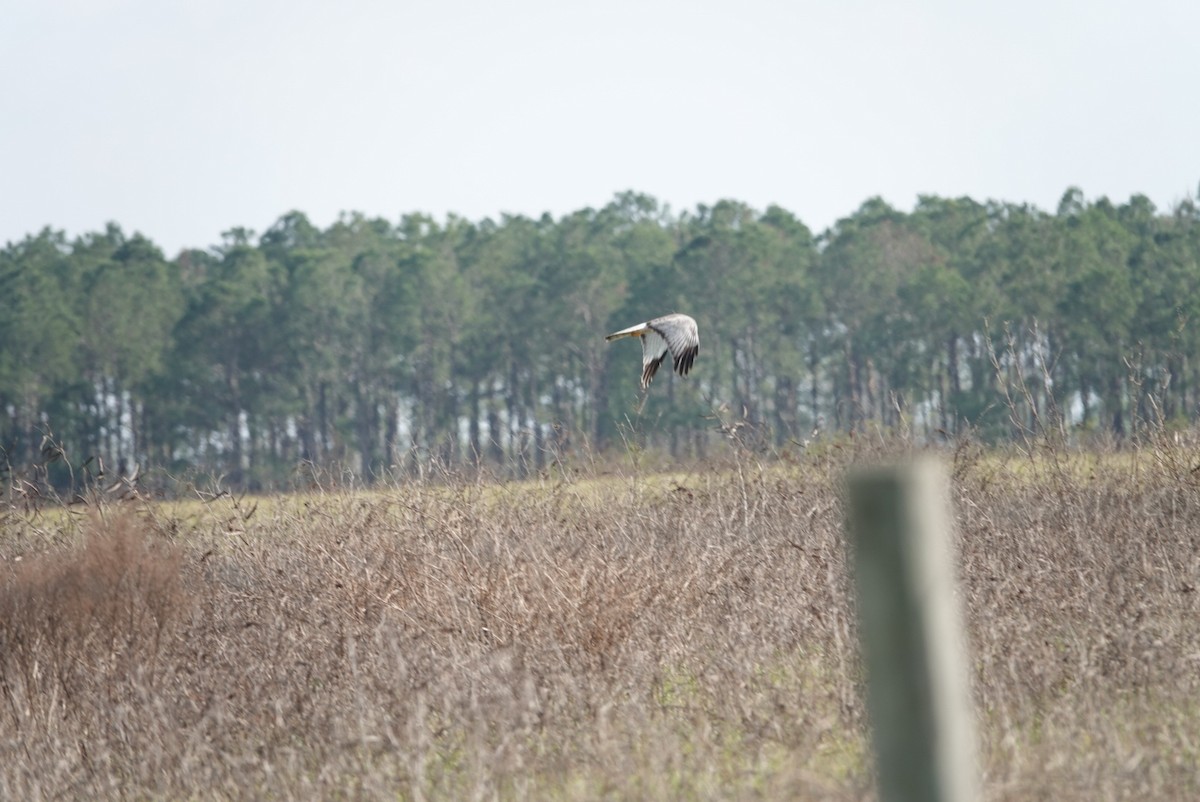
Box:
left=3, top=0, right=1198, bottom=256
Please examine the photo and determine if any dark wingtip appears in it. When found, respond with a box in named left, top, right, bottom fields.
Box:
left=642, top=353, right=666, bottom=389
left=674, top=345, right=698, bottom=377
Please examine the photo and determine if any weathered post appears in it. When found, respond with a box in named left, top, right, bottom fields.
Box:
left=846, top=458, right=978, bottom=802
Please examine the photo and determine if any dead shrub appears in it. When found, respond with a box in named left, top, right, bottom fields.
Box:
left=0, top=509, right=187, bottom=717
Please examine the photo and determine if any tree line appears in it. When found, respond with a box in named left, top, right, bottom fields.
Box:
left=3, top=187, right=1199, bottom=492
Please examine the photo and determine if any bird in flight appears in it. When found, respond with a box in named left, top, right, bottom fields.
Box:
left=605, top=313, right=699, bottom=389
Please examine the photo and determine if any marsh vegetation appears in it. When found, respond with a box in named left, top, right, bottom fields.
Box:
left=3, top=435, right=1199, bottom=800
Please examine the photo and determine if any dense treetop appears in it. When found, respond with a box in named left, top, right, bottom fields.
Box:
left=4, top=188, right=1200, bottom=491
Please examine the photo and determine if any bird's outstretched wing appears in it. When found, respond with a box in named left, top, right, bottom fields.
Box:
left=606, top=313, right=699, bottom=390
left=639, top=326, right=671, bottom=389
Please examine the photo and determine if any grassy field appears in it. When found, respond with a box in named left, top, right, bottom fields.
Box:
left=2, top=438, right=1200, bottom=800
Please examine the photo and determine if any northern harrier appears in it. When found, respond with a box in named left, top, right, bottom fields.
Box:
left=605, top=313, right=699, bottom=389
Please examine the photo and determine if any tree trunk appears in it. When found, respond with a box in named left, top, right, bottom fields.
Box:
left=487, top=392, right=504, bottom=465
left=809, top=337, right=820, bottom=430
left=226, top=362, right=243, bottom=485
left=468, top=380, right=482, bottom=466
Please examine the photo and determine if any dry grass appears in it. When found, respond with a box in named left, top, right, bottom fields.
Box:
left=2, top=440, right=1200, bottom=800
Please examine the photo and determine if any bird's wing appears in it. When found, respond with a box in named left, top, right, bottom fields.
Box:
left=649, top=314, right=700, bottom=378
left=639, top=327, right=671, bottom=389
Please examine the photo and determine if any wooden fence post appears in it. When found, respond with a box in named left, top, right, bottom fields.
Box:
left=846, top=458, right=978, bottom=802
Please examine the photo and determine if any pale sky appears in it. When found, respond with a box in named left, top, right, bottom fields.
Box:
left=3, top=0, right=1198, bottom=256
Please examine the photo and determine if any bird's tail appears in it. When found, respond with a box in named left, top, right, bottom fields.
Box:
left=605, top=323, right=647, bottom=341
